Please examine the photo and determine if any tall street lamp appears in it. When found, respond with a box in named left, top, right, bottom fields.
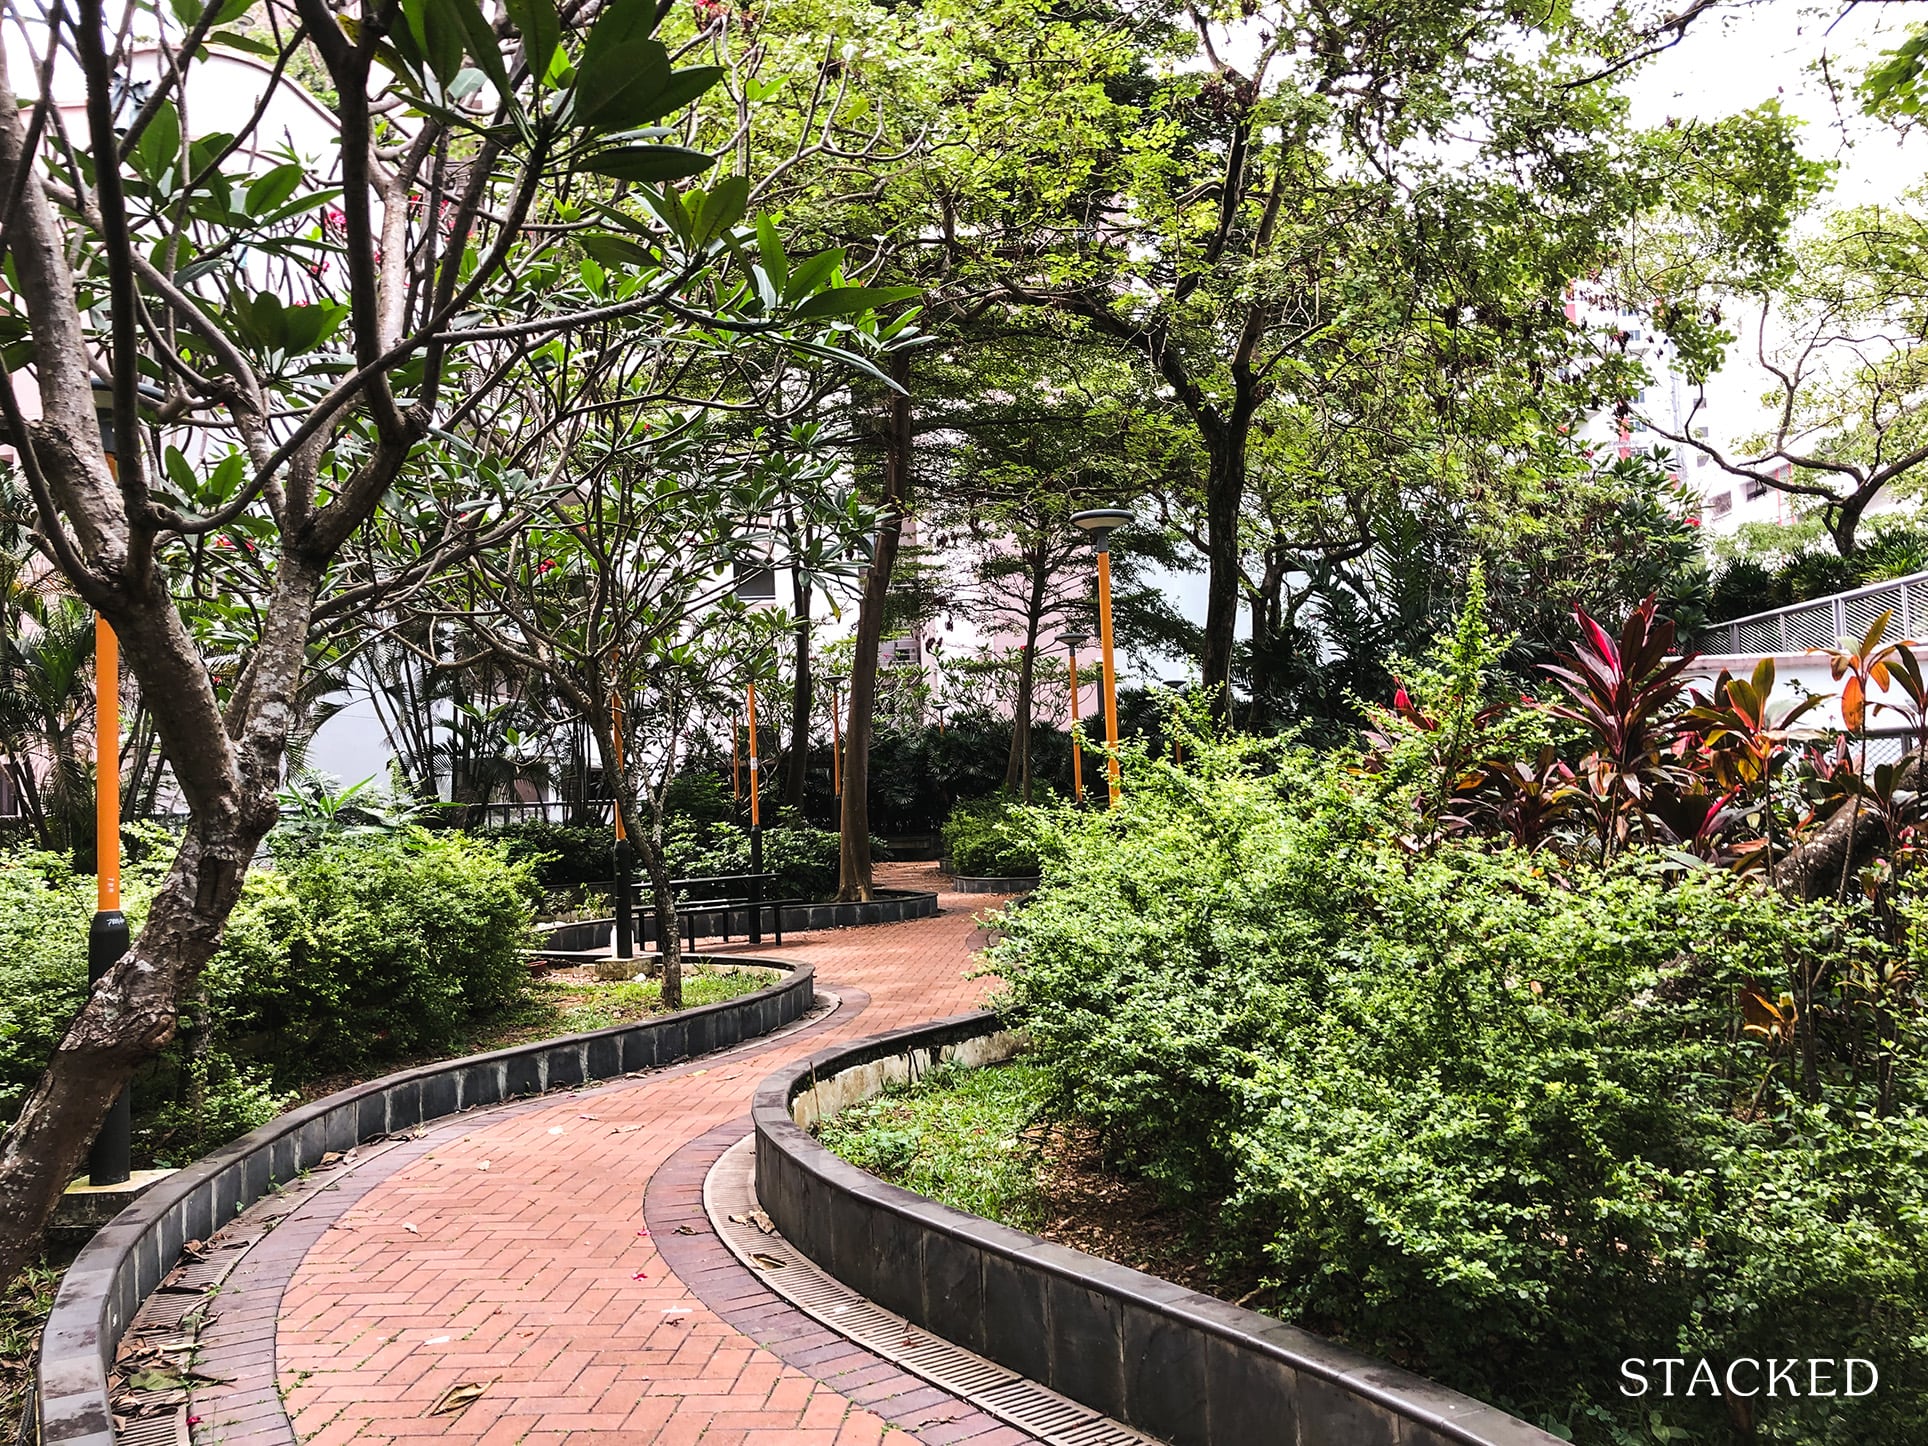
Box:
left=1057, top=631, right=1088, bottom=805
left=733, top=558, right=778, bottom=945
left=825, top=672, right=847, bottom=800
left=745, top=671, right=767, bottom=946
left=1069, top=510, right=1131, bottom=807
left=88, top=385, right=130, bottom=1187
left=610, top=684, right=634, bottom=961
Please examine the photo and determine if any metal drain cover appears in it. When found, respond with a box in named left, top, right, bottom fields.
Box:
left=117, top=1410, right=189, bottom=1446
left=704, top=1135, right=1163, bottom=1446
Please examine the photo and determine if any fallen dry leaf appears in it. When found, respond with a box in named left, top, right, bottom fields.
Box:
left=749, top=1252, right=785, bottom=1271
left=429, top=1380, right=492, bottom=1416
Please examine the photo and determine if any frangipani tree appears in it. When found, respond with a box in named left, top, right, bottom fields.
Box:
left=0, top=0, right=910, bottom=1273
left=442, top=406, right=874, bottom=1006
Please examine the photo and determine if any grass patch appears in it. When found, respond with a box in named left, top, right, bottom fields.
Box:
left=814, top=1060, right=1049, bottom=1228
left=482, top=967, right=770, bottom=1044
left=298, top=963, right=771, bottom=1102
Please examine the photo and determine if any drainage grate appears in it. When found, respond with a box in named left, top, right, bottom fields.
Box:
left=118, top=1410, right=189, bottom=1446
left=164, top=1248, right=246, bottom=1292
left=130, top=1291, right=210, bottom=1331
left=704, top=1136, right=1163, bottom=1446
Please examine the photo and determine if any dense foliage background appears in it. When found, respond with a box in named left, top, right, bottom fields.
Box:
left=985, top=610, right=1928, bottom=1445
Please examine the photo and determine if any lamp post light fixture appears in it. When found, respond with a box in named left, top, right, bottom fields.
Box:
left=825, top=672, right=847, bottom=799
left=933, top=701, right=947, bottom=736
left=1069, top=509, right=1132, bottom=807
left=1057, top=631, right=1089, bottom=805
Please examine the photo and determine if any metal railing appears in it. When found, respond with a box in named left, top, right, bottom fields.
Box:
left=1705, top=569, right=1928, bottom=655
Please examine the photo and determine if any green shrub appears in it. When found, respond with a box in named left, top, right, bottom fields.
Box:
left=143, top=1050, right=295, bottom=1167
left=942, top=794, right=1046, bottom=877
left=989, top=736, right=1928, bottom=1445
left=490, top=821, right=612, bottom=892
left=0, top=833, right=172, bottom=1124
left=662, top=816, right=848, bottom=901
left=206, top=829, right=535, bottom=1075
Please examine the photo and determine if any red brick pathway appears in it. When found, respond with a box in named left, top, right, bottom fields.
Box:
left=200, top=865, right=1033, bottom=1446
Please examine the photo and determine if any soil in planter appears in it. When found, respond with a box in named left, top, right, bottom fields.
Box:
left=814, top=1061, right=1260, bottom=1304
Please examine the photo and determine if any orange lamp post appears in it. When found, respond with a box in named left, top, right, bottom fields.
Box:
left=89, top=404, right=131, bottom=1184
left=1057, top=631, right=1088, bottom=804
left=825, top=673, right=846, bottom=799
left=747, top=678, right=761, bottom=831
left=610, top=685, right=634, bottom=960
left=1070, top=510, right=1131, bottom=807
left=746, top=677, right=766, bottom=945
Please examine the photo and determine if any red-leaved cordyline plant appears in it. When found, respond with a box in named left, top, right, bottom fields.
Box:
left=1681, top=657, right=1821, bottom=877
left=1541, top=597, right=1696, bottom=859
left=1822, top=610, right=1915, bottom=902
left=1473, top=747, right=1578, bottom=851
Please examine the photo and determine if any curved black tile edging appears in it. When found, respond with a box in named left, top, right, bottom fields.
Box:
left=753, top=1012, right=1565, bottom=1446
left=948, top=874, right=1040, bottom=895
left=782, top=887, right=937, bottom=931
left=536, top=888, right=938, bottom=951
left=39, top=960, right=813, bottom=1446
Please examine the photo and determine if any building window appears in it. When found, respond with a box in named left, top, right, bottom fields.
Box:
left=1696, top=452, right=1708, bottom=467
left=1707, top=491, right=1733, bottom=519
left=1744, top=474, right=1769, bottom=500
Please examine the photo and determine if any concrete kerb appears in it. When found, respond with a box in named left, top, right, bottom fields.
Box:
left=752, top=1010, right=1566, bottom=1446
left=947, top=874, right=1041, bottom=895
left=35, top=958, right=814, bottom=1446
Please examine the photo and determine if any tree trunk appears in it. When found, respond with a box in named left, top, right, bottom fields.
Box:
left=0, top=804, right=268, bottom=1284
left=1003, top=548, right=1049, bottom=801
left=784, top=566, right=812, bottom=814
left=8, top=750, right=49, bottom=847
left=637, top=825, right=682, bottom=1010
left=1827, top=487, right=1878, bottom=559
left=838, top=352, right=913, bottom=902
left=1199, top=438, right=1248, bottom=719
left=1773, top=772, right=1911, bottom=901
left=1246, top=547, right=1288, bottom=730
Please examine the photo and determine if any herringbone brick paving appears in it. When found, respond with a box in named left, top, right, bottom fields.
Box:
left=192, top=864, right=1033, bottom=1446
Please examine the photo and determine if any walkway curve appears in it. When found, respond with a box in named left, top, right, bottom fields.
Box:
left=190, top=865, right=1033, bottom=1446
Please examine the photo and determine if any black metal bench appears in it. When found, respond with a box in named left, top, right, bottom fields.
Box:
left=662, top=871, right=784, bottom=948
left=582, top=871, right=785, bottom=949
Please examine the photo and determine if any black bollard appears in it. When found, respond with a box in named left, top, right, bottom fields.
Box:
left=87, top=908, right=132, bottom=1186
left=614, top=837, right=634, bottom=959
